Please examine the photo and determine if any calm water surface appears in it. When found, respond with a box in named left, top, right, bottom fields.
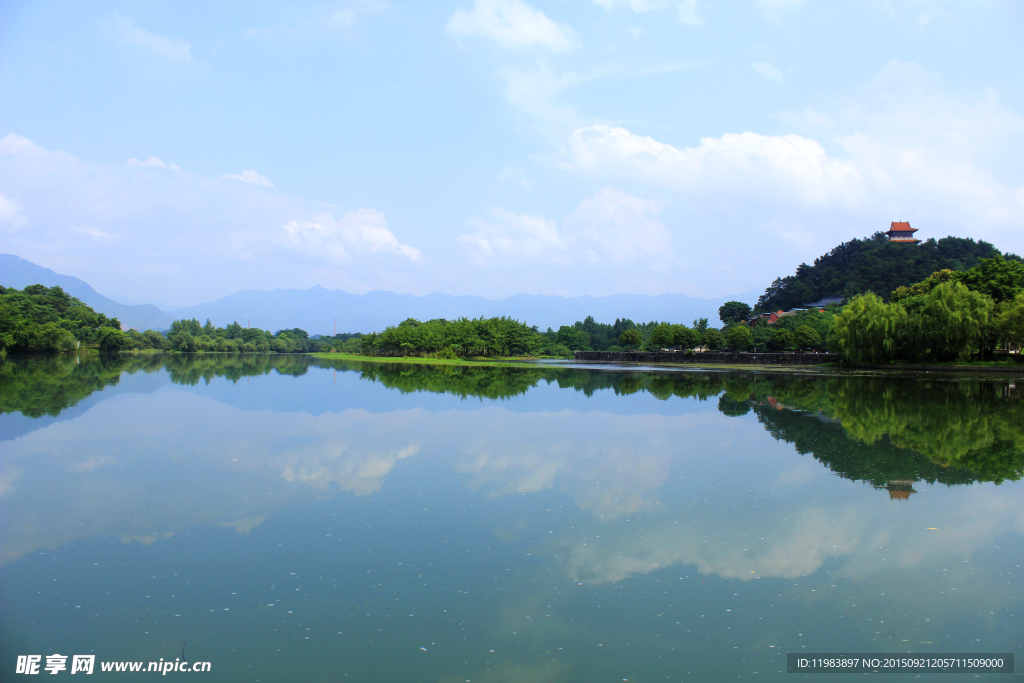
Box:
left=1, top=355, right=1022, bottom=682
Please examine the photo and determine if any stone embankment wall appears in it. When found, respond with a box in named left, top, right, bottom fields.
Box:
left=573, top=351, right=841, bottom=365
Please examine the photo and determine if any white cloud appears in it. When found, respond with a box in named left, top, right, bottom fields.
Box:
left=0, top=193, right=26, bottom=230
left=499, top=64, right=585, bottom=135
left=566, top=188, right=671, bottom=262
left=753, top=61, right=784, bottom=82
left=559, top=61, right=1024, bottom=266
left=221, top=170, right=275, bottom=188
left=677, top=0, right=704, bottom=25
left=71, top=224, right=118, bottom=243
left=818, top=61, right=1024, bottom=160
left=790, top=60, right=1024, bottom=230
left=591, top=0, right=703, bottom=25
left=459, top=208, right=569, bottom=264
left=0, top=133, right=426, bottom=306
left=327, top=9, right=357, bottom=27
left=592, top=0, right=670, bottom=11
left=127, top=156, right=181, bottom=170
left=244, top=1, right=389, bottom=41
left=0, top=133, right=41, bottom=156
left=459, top=188, right=670, bottom=266
left=447, top=0, right=578, bottom=52
left=276, top=208, right=421, bottom=263
left=110, top=14, right=192, bottom=61
left=565, top=124, right=864, bottom=207
left=755, top=0, right=807, bottom=16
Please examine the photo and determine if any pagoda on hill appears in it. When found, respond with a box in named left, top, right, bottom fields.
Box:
left=885, top=221, right=919, bottom=243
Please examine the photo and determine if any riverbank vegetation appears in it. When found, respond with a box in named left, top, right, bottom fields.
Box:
left=0, top=285, right=124, bottom=354
left=161, top=318, right=352, bottom=354
left=829, top=256, right=1024, bottom=363
left=333, top=315, right=727, bottom=358
left=711, top=254, right=1024, bottom=363
left=0, top=287, right=366, bottom=356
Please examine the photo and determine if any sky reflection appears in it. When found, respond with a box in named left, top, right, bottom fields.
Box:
left=1, top=359, right=1021, bottom=680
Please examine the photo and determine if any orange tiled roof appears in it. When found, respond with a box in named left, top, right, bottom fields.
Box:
left=888, top=221, right=917, bottom=233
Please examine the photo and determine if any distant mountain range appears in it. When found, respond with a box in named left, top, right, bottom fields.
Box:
left=1, top=254, right=174, bottom=331
left=1, top=254, right=758, bottom=334
left=170, top=286, right=761, bottom=335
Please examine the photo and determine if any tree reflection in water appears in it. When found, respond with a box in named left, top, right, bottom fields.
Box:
left=3, top=354, right=1021, bottom=485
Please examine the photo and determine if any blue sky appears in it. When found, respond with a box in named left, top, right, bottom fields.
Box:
left=1, top=0, right=1022, bottom=308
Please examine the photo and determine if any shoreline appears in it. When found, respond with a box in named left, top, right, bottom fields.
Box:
left=10, top=351, right=1017, bottom=376
left=308, top=352, right=559, bottom=368
left=310, top=352, right=1024, bottom=376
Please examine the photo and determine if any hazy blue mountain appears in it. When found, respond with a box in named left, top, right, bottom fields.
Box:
left=2, top=254, right=759, bottom=335
left=169, top=285, right=761, bottom=335
left=0, top=254, right=174, bottom=331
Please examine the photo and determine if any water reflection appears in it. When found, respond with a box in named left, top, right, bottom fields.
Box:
left=1, top=355, right=1021, bottom=681
left=2, top=356, right=1022, bottom=567
left=4, top=355, right=1020, bottom=485
left=0, top=354, right=159, bottom=418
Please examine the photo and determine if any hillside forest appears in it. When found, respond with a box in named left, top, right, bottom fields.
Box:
left=756, top=233, right=1018, bottom=313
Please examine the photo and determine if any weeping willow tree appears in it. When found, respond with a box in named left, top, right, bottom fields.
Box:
left=900, top=281, right=993, bottom=362
left=828, top=293, right=906, bottom=364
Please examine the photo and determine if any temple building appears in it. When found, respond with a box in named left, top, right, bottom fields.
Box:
left=885, top=221, right=919, bottom=243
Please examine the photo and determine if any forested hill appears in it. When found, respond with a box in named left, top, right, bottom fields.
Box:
left=756, top=233, right=1019, bottom=313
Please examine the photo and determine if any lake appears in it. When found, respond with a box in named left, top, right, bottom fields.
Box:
left=1, top=354, right=1021, bottom=681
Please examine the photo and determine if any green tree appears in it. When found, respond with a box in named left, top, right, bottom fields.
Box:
left=691, top=317, right=708, bottom=349
left=719, top=301, right=752, bottom=325
left=98, top=327, right=127, bottom=351
left=770, top=328, right=794, bottom=351
left=0, top=285, right=117, bottom=354
left=174, top=331, right=197, bottom=353
left=726, top=324, right=753, bottom=351
left=891, top=269, right=959, bottom=303
left=144, top=329, right=167, bottom=349
left=702, top=328, right=725, bottom=351
left=673, top=325, right=698, bottom=351
left=910, top=281, right=994, bottom=362
left=648, top=323, right=675, bottom=349
left=997, top=291, right=1024, bottom=349
left=793, top=325, right=821, bottom=351
left=957, top=255, right=1024, bottom=304
left=619, top=329, right=642, bottom=350
left=556, top=326, right=591, bottom=351
left=829, top=293, right=906, bottom=364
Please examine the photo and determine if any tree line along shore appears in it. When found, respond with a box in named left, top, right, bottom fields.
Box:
left=2, top=232, right=1023, bottom=365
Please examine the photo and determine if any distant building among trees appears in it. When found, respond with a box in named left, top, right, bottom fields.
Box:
left=885, top=221, right=920, bottom=243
